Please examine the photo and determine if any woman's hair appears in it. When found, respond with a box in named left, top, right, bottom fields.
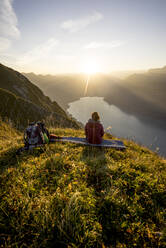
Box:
left=92, top=112, right=100, bottom=121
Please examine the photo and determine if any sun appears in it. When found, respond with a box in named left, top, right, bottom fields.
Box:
left=81, top=58, right=100, bottom=75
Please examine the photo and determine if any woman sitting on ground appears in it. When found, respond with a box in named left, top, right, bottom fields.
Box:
left=85, top=112, right=104, bottom=144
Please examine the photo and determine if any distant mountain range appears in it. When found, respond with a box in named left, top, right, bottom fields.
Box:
left=0, top=63, right=79, bottom=129
left=24, top=66, right=166, bottom=128
left=110, top=69, right=146, bottom=79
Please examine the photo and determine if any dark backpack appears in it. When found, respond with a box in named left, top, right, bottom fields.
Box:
left=24, top=122, right=44, bottom=146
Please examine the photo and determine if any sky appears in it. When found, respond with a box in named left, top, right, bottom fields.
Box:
left=0, top=0, right=166, bottom=74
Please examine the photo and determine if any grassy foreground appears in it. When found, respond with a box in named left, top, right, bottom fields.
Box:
left=0, top=121, right=166, bottom=247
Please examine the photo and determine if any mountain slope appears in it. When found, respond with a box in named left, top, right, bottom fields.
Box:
left=0, top=121, right=166, bottom=247
left=0, top=63, right=56, bottom=112
left=0, top=88, right=45, bottom=128
left=0, top=63, right=79, bottom=129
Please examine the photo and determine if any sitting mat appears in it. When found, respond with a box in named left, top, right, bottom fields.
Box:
left=50, top=137, right=126, bottom=149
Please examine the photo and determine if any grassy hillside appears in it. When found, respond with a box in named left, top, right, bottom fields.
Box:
left=0, top=121, right=166, bottom=247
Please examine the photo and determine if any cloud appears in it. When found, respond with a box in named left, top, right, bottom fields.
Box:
left=0, top=37, right=11, bottom=51
left=0, top=0, right=20, bottom=52
left=17, top=38, right=59, bottom=65
left=0, top=0, right=20, bottom=38
left=84, top=41, right=125, bottom=49
left=61, top=11, right=103, bottom=32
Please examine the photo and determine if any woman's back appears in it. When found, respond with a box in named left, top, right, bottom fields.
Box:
left=85, top=113, right=104, bottom=144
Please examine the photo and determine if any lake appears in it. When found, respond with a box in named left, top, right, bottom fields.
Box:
left=68, top=97, right=166, bottom=157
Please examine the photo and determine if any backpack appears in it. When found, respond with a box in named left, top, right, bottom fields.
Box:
left=37, top=121, right=49, bottom=144
left=24, top=122, right=44, bottom=146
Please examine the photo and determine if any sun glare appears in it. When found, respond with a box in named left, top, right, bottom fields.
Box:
left=81, top=59, right=100, bottom=75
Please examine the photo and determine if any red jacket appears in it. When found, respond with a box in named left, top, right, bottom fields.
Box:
left=85, top=119, right=104, bottom=144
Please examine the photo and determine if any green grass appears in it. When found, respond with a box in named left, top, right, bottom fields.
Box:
left=0, top=122, right=166, bottom=247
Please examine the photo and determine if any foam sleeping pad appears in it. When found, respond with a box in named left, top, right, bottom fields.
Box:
left=50, top=137, right=126, bottom=149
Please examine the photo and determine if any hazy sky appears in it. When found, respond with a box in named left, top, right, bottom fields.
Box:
left=0, top=0, right=166, bottom=74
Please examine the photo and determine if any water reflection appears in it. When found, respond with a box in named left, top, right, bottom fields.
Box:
left=68, top=97, right=166, bottom=157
